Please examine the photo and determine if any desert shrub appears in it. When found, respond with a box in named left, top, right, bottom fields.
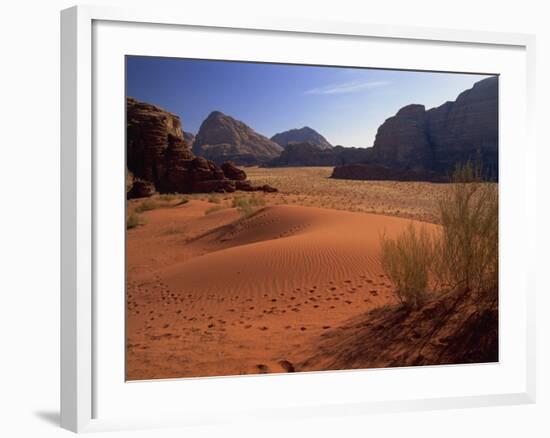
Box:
left=158, top=193, right=178, bottom=202
left=208, top=194, right=221, bottom=204
left=379, top=161, right=498, bottom=307
left=134, top=199, right=159, bottom=213
left=435, top=162, right=498, bottom=298
left=232, top=196, right=265, bottom=217
left=126, top=213, right=145, bottom=229
left=380, top=223, right=435, bottom=309
left=205, top=205, right=226, bottom=215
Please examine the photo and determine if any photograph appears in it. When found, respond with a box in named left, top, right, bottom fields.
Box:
left=125, top=56, right=499, bottom=381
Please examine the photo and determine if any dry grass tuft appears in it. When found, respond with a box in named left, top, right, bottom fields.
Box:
left=232, top=195, right=266, bottom=217
left=126, top=213, right=145, bottom=229
left=380, top=223, right=435, bottom=309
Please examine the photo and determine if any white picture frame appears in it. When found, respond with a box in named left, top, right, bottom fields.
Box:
left=60, top=4, right=537, bottom=433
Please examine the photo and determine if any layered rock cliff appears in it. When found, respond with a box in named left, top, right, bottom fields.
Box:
left=271, top=127, right=333, bottom=150
left=193, top=111, right=283, bottom=165
left=332, top=76, right=499, bottom=181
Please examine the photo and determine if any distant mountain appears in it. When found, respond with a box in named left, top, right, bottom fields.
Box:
left=265, top=142, right=371, bottom=167
left=266, top=142, right=339, bottom=167
left=193, top=111, right=283, bottom=165
left=271, top=127, right=333, bottom=150
left=332, top=76, right=499, bottom=181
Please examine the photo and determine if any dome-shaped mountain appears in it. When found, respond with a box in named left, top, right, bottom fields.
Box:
left=193, top=111, right=283, bottom=165
left=271, top=126, right=333, bottom=150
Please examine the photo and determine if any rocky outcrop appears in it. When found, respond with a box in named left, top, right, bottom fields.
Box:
left=426, top=76, right=498, bottom=175
left=126, top=98, right=277, bottom=197
left=193, top=111, right=283, bottom=165
left=127, top=97, right=194, bottom=191
left=369, top=104, right=433, bottom=172
left=235, top=180, right=278, bottom=193
left=221, top=161, right=247, bottom=181
left=332, top=76, right=499, bottom=181
left=127, top=179, right=156, bottom=199
left=271, top=127, right=333, bottom=150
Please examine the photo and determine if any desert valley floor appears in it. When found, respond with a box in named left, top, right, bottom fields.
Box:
left=126, top=167, right=465, bottom=380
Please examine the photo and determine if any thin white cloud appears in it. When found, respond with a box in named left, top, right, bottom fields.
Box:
left=304, top=80, right=390, bottom=95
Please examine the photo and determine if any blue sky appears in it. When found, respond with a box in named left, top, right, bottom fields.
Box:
left=126, top=56, right=494, bottom=148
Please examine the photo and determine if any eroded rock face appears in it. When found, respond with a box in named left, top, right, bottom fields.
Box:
left=221, top=161, right=247, bottom=181
left=193, top=111, right=283, bottom=165
left=127, top=179, right=156, bottom=199
left=126, top=98, right=278, bottom=196
left=370, top=104, right=433, bottom=172
left=271, top=127, right=333, bottom=150
left=127, top=97, right=194, bottom=191
left=426, top=76, right=498, bottom=175
left=332, top=76, right=499, bottom=181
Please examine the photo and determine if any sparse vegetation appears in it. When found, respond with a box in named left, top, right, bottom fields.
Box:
left=135, top=199, right=159, bottom=213
left=380, top=161, right=498, bottom=308
left=232, top=195, right=266, bottom=217
left=435, top=162, right=498, bottom=301
left=245, top=166, right=450, bottom=222
left=158, top=193, right=179, bottom=202
left=380, top=223, right=435, bottom=309
left=126, top=213, right=145, bottom=229
left=208, top=194, right=221, bottom=204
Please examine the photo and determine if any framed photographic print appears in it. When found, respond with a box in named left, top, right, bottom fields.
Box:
left=61, top=5, right=536, bottom=433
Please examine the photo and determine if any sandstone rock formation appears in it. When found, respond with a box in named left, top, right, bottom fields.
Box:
left=126, top=98, right=277, bottom=197
left=183, top=131, right=195, bottom=149
left=127, top=178, right=156, bottom=199
left=193, top=111, right=283, bottom=165
left=271, top=127, right=333, bottom=150
left=332, top=76, right=499, bottom=181
left=221, top=161, right=247, bottom=181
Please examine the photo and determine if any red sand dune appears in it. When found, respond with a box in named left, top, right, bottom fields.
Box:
left=126, top=201, right=438, bottom=380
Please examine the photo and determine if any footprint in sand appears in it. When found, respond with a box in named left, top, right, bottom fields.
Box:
left=256, top=364, right=269, bottom=374
left=279, top=360, right=295, bottom=372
